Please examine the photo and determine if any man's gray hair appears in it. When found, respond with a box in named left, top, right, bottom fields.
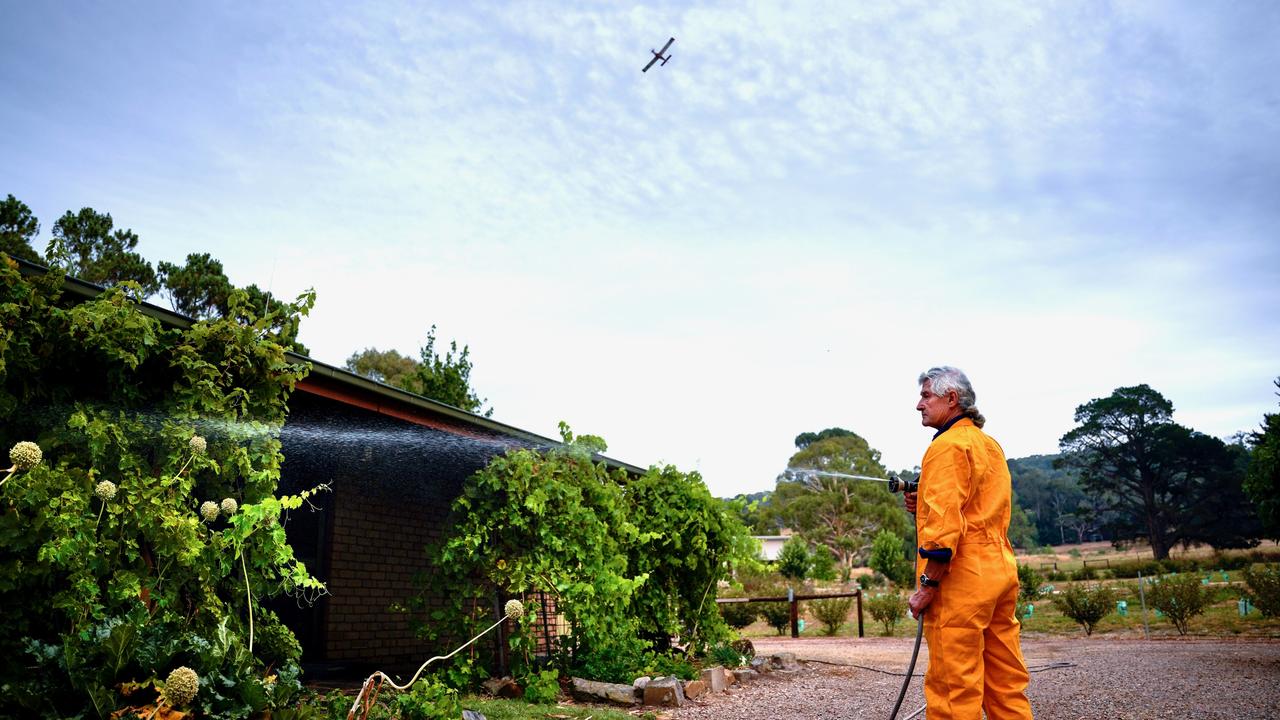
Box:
left=918, top=366, right=986, bottom=428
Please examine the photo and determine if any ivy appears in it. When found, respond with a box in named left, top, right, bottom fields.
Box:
left=0, top=257, right=322, bottom=718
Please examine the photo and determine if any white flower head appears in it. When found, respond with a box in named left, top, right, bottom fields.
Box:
left=164, top=666, right=200, bottom=707
left=504, top=599, right=525, bottom=620
left=189, top=435, right=207, bottom=455
left=94, top=480, right=118, bottom=502
left=199, top=500, right=219, bottom=522
left=9, top=441, right=42, bottom=471
left=220, top=497, right=238, bottom=516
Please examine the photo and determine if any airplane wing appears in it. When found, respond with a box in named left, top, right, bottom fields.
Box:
left=642, top=55, right=659, bottom=72
left=658, top=37, right=675, bottom=54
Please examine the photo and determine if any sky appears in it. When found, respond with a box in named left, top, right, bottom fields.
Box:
left=3, top=1, right=1278, bottom=497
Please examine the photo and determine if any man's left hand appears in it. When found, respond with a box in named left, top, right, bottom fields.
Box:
left=908, top=586, right=937, bottom=618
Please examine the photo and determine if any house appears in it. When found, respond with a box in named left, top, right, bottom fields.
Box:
left=278, top=358, right=644, bottom=675
left=753, top=534, right=791, bottom=561
left=14, top=258, right=647, bottom=676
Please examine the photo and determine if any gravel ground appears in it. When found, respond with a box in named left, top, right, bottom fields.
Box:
left=668, top=635, right=1280, bottom=720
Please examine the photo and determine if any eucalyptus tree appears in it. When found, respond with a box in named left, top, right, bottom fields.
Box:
left=771, top=432, right=910, bottom=576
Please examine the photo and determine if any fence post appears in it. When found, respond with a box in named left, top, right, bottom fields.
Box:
left=856, top=589, right=864, bottom=638
left=789, top=586, right=799, bottom=638
left=1137, top=572, right=1150, bottom=641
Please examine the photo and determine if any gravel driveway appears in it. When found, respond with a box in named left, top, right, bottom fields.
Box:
left=668, top=636, right=1280, bottom=720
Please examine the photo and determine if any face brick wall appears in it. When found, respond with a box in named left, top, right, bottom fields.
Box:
left=324, top=485, right=451, bottom=665
left=280, top=389, right=525, bottom=670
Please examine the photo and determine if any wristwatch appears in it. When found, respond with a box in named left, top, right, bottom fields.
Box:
left=919, top=573, right=940, bottom=588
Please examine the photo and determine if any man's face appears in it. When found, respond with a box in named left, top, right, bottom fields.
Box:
left=917, top=380, right=958, bottom=429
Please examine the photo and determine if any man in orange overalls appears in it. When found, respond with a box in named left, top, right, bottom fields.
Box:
left=903, top=366, right=1033, bottom=720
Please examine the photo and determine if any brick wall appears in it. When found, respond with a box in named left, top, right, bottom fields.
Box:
left=323, top=485, right=451, bottom=665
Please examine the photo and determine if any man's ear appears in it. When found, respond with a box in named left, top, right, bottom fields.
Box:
left=947, top=390, right=960, bottom=407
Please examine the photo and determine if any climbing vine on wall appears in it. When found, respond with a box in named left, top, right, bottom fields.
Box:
left=0, top=257, right=323, bottom=719
left=413, top=423, right=754, bottom=686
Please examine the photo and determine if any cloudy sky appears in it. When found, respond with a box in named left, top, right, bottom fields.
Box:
left=3, top=1, right=1278, bottom=497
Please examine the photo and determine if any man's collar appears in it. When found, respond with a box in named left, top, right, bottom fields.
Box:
left=932, top=413, right=968, bottom=440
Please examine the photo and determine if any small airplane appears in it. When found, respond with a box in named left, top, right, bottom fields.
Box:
left=642, top=37, right=675, bottom=72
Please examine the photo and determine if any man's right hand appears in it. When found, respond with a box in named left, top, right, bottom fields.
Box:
left=903, top=491, right=917, bottom=514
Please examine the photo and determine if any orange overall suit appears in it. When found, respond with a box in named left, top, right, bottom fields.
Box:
left=916, top=417, right=1033, bottom=719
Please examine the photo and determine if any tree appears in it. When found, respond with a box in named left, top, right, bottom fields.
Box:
left=0, top=194, right=42, bottom=262
left=1009, top=455, right=1095, bottom=545
left=794, top=427, right=857, bottom=449
left=1245, top=379, right=1280, bottom=539
left=770, top=432, right=911, bottom=576
left=47, top=207, right=158, bottom=293
left=410, top=325, right=491, bottom=416
left=1007, top=491, right=1039, bottom=549
left=345, top=328, right=492, bottom=416
left=1059, top=385, right=1258, bottom=559
left=153, top=253, right=309, bottom=354
left=157, top=252, right=232, bottom=318
left=344, top=347, right=422, bottom=390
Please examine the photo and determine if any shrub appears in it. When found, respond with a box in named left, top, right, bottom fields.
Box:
left=1108, top=559, right=1163, bottom=579
left=869, top=529, right=913, bottom=587
left=1243, top=564, right=1280, bottom=617
left=521, top=669, right=560, bottom=704
left=391, top=678, right=461, bottom=720
left=718, top=600, right=758, bottom=629
left=1017, top=565, right=1045, bottom=602
left=1051, top=583, right=1115, bottom=636
left=777, top=537, right=811, bottom=581
left=810, top=545, right=838, bottom=582
left=0, top=263, right=320, bottom=719
left=866, top=593, right=907, bottom=636
left=646, top=651, right=697, bottom=680
left=1016, top=564, right=1045, bottom=620
left=760, top=602, right=792, bottom=636
left=1145, top=574, right=1209, bottom=635
left=809, top=597, right=854, bottom=636
left=856, top=573, right=884, bottom=591
left=706, top=642, right=747, bottom=668
left=1071, top=566, right=1098, bottom=581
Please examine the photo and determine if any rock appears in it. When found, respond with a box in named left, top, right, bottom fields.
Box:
left=683, top=679, right=707, bottom=699
left=701, top=666, right=728, bottom=693
left=498, top=681, right=523, bottom=699
left=481, top=676, right=521, bottom=698
left=633, top=676, right=651, bottom=689
left=571, top=677, right=640, bottom=705
left=724, top=670, right=736, bottom=686
left=731, top=638, right=756, bottom=659
left=643, top=677, right=687, bottom=707
left=770, top=652, right=802, bottom=671
left=735, top=668, right=760, bottom=683
left=462, top=711, right=487, bottom=720
left=750, top=656, right=772, bottom=674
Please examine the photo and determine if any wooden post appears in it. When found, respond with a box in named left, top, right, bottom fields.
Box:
left=856, top=588, right=864, bottom=638
left=789, top=587, right=799, bottom=638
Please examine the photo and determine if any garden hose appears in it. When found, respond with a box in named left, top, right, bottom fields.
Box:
left=888, top=511, right=925, bottom=720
